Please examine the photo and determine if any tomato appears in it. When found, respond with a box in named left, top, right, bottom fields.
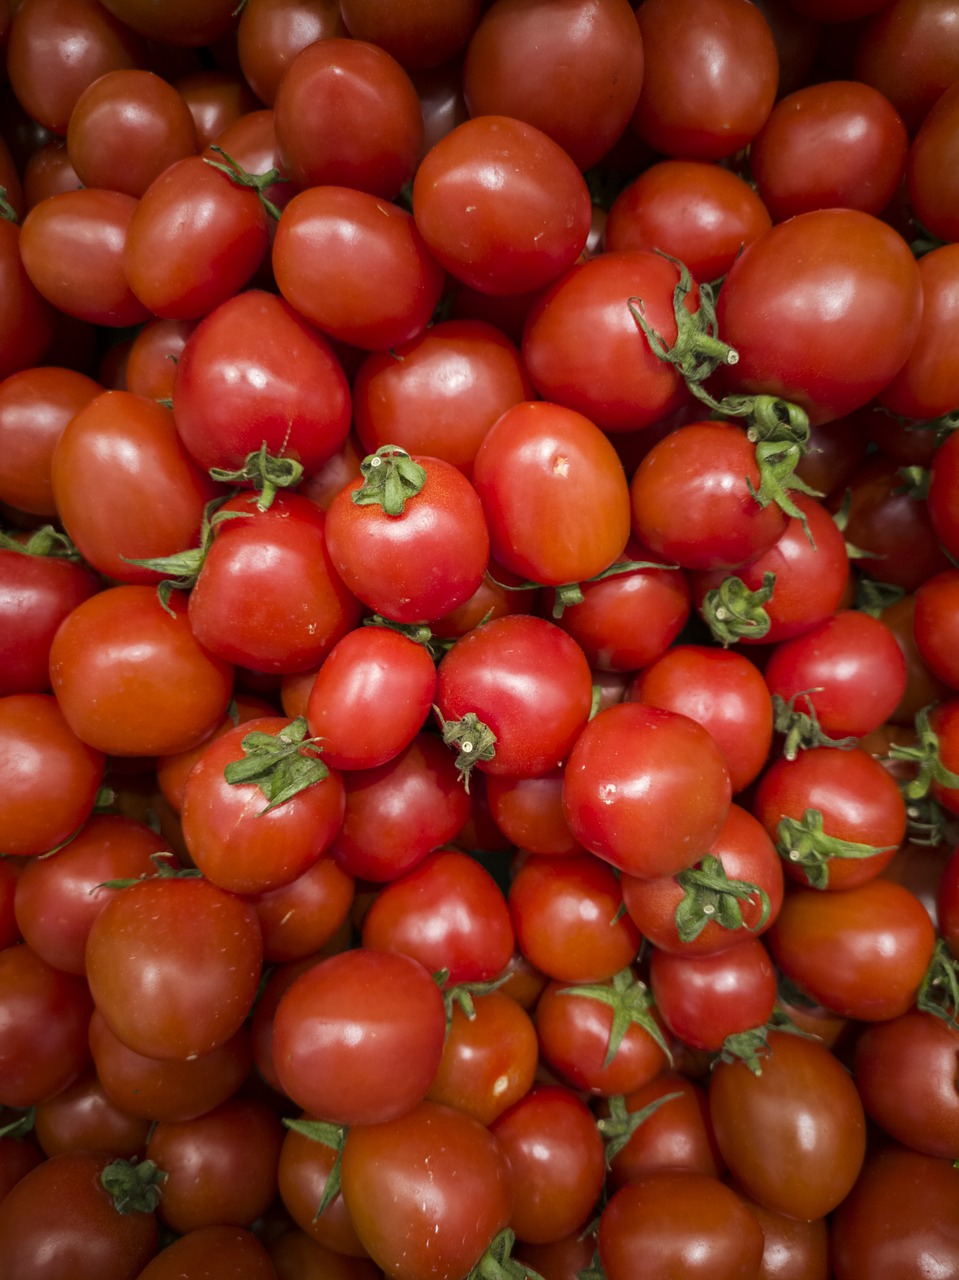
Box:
left=250, top=854, right=354, bottom=963
left=709, top=1030, right=867, bottom=1220
left=0, top=942, right=93, bottom=1108
left=99, top=0, right=237, bottom=44
left=928, top=430, right=959, bottom=561
left=563, top=702, right=732, bottom=880
left=915, top=569, right=959, bottom=691
left=605, top=160, right=772, bottom=284
left=236, top=0, right=348, bottom=107
left=274, top=38, right=422, bottom=198
left=49, top=585, right=234, bottom=757
left=631, top=0, right=778, bottom=160
left=907, top=78, right=959, bottom=243
left=361, top=848, right=514, bottom=985
left=175, top=69, right=262, bottom=150
left=0, top=1149, right=159, bottom=1280
left=485, top=768, right=581, bottom=856
left=340, top=1100, right=513, bottom=1280
left=715, top=209, right=923, bottom=426
left=33, top=1068, right=150, bottom=1159
left=278, top=1114, right=370, bottom=1257
left=604, top=1071, right=724, bottom=1190
left=649, top=935, right=777, bottom=1052
left=136, top=1226, right=276, bottom=1280
left=508, top=853, right=641, bottom=983
left=853, top=0, right=959, bottom=132
left=273, top=947, right=447, bottom=1125
left=0, top=219, right=56, bottom=383
left=462, top=0, right=644, bottom=170
left=598, top=1170, right=765, bottom=1280
left=272, top=185, right=445, bottom=351
left=767, top=878, right=936, bottom=1021
left=85, top=874, right=263, bottom=1060
left=412, top=114, right=591, bottom=296
left=735, top=1191, right=830, bottom=1280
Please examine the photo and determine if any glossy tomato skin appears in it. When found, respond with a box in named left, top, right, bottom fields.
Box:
left=136, top=1226, right=275, bottom=1280
left=272, top=948, right=447, bottom=1125
left=486, top=767, right=581, bottom=854
left=563, top=702, right=732, bottom=880
left=0, top=1149, right=159, bottom=1280
left=278, top=1115, right=369, bottom=1257
left=907, top=79, right=959, bottom=243
left=928, top=430, right=959, bottom=562
left=0, top=220, right=56, bottom=383
left=709, top=1030, right=866, bottom=1220
left=767, top=878, right=936, bottom=1021
left=340, top=1100, right=513, bottom=1280
left=412, top=114, right=591, bottom=296
left=436, top=614, right=594, bottom=779
left=85, top=875, right=263, bottom=1061
left=49, top=585, right=234, bottom=757
left=324, top=456, right=489, bottom=624
left=716, top=209, right=923, bottom=425
left=272, top=185, right=445, bottom=351
left=0, top=693, right=105, bottom=857
left=0, top=548, right=99, bottom=697
left=605, top=1071, right=724, bottom=1189
left=237, top=0, right=348, bottom=105
left=649, top=935, right=777, bottom=1052
left=171, top=289, right=351, bottom=478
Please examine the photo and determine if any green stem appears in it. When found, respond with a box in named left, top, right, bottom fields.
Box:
left=776, top=808, right=897, bottom=890
left=673, top=854, right=771, bottom=939
left=203, top=145, right=288, bottom=221
left=100, top=1158, right=167, bottom=1215
left=208, top=442, right=304, bottom=510
left=888, top=705, right=959, bottom=801
left=772, top=692, right=859, bottom=760
left=556, top=968, right=672, bottom=1070
left=699, top=571, right=775, bottom=645
left=434, top=707, right=496, bottom=793
left=352, top=446, right=427, bottom=516
left=223, top=717, right=329, bottom=814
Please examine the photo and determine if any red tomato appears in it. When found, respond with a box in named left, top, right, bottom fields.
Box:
left=605, top=1071, right=724, bottom=1189
left=32, top=1067, right=150, bottom=1159
left=485, top=768, right=581, bottom=856
left=915, top=568, right=959, bottom=690
left=649, top=935, right=778, bottom=1052
left=0, top=219, right=56, bottom=382
left=907, top=78, right=959, bottom=243
left=237, top=0, right=348, bottom=106
left=137, top=1226, right=276, bottom=1280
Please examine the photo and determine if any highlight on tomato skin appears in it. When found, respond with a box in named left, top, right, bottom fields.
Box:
left=6, top=3, right=959, bottom=1273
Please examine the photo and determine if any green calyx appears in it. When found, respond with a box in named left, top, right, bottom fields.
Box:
left=203, top=145, right=288, bottom=221
left=352, top=445, right=427, bottom=516
left=0, top=525, right=82, bottom=560
left=700, top=571, right=776, bottom=645
left=434, top=708, right=496, bottom=793
left=597, top=1090, right=684, bottom=1166
left=100, top=1158, right=167, bottom=1215
left=854, top=577, right=905, bottom=618
left=469, top=1228, right=545, bottom=1280
left=716, top=1009, right=816, bottom=1077
left=282, top=1118, right=347, bottom=1219
left=208, top=441, right=304, bottom=510
left=888, top=705, right=959, bottom=802
left=673, top=854, right=771, bottom=940
left=557, top=967, right=672, bottom=1071
left=97, top=851, right=200, bottom=890
left=917, top=938, right=959, bottom=1029
left=434, top=968, right=511, bottom=1025
left=0, top=187, right=16, bottom=223
left=223, top=716, right=329, bottom=814
left=0, top=1107, right=35, bottom=1139
left=776, top=808, right=897, bottom=890
left=772, top=691, right=859, bottom=761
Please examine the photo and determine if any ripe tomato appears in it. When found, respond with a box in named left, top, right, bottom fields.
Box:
left=136, top=1226, right=276, bottom=1280
left=0, top=219, right=56, bottom=382
left=649, top=935, right=778, bottom=1052
left=907, top=78, right=959, bottom=243
left=604, top=1071, right=724, bottom=1189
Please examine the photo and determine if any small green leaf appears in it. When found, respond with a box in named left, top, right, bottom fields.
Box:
left=223, top=716, right=329, bottom=814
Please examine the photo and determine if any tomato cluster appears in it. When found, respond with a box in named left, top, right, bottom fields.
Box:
left=4, top=1, right=959, bottom=1278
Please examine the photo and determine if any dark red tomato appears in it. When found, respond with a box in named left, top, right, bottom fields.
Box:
left=0, top=366, right=101, bottom=516
left=709, top=1030, right=866, bottom=1220
left=472, top=400, right=630, bottom=589
left=352, top=319, right=533, bottom=476
left=763, top=609, right=908, bottom=741
left=599, top=1171, right=765, bottom=1280
left=426, top=988, right=538, bottom=1125
left=649, top=935, right=777, bottom=1052
left=534, top=973, right=669, bottom=1097
left=340, top=1100, right=513, bottom=1280
left=753, top=746, right=907, bottom=892
left=716, top=209, right=923, bottom=426
left=137, top=1226, right=276, bottom=1280
left=794, top=411, right=871, bottom=501
left=907, top=79, right=959, bottom=243
left=605, top=160, right=772, bottom=284
left=66, top=68, right=198, bottom=198
left=622, top=803, right=783, bottom=956
left=490, top=1085, right=605, bottom=1245
left=521, top=250, right=697, bottom=434
left=929, top=698, right=959, bottom=817
left=0, top=1132, right=44, bottom=1205
left=750, top=80, right=908, bottom=222
left=306, top=626, right=436, bottom=771
left=124, top=155, right=270, bottom=320
left=0, top=943, right=93, bottom=1108
left=0, top=693, right=105, bottom=858
left=928, top=431, right=959, bottom=561
left=13, top=813, right=166, bottom=974
left=412, top=114, right=591, bottom=296
left=853, top=0, right=959, bottom=132
left=33, top=1068, right=150, bottom=1159
left=878, top=243, right=959, bottom=422
left=181, top=716, right=345, bottom=895
left=435, top=614, right=594, bottom=780
left=0, top=859, right=19, bottom=950
left=0, top=1149, right=158, bottom=1280
left=0, top=220, right=56, bottom=383
left=19, top=188, right=151, bottom=327
left=605, top=1071, right=724, bottom=1190
left=340, top=0, right=479, bottom=69
left=0, top=545, right=99, bottom=696
left=278, top=1115, right=370, bottom=1257
left=915, top=568, right=959, bottom=690
left=22, top=138, right=84, bottom=208
left=630, top=647, right=773, bottom=793
left=767, top=878, right=936, bottom=1021
left=563, top=702, right=732, bottom=881
left=631, top=0, right=778, bottom=159
left=274, top=38, right=422, bottom=197
left=86, top=874, right=263, bottom=1061
left=203, top=108, right=295, bottom=223
left=273, top=185, right=445, bottom=351
left=631, top=419, right=789, bottom=572
left=462, top=0, right=644, bottom=169
left=854, top=1010, right=959, bottom=1159
left=51, top=391, right=217, bottom=584
left=146, top=1096, right=283, bottom=1233
left=89, top=1011, right=253, bottom=1124
left=514, top=1232, right=596, bottom=1280
left=50, top=585, right=234, bottom=757
left=123, top=318, right=196, bottom=402
left=175, top=69, right=262, bottom=150
left=250, top=855, right=354, bottom=963
left=269, top=1230, right=386, bottom=1280
left=273, top=947, right=446, bottom=1125
left=485, top=768, right=581, bottom=856
left=6, top=0, right=144, bottom=135
left=171, top=289, right=351, bottom=480
left=831, top=1144, right=959, bottom=1280
left=508, top=853, right=641, bottom=983
left=99, top=0, right=237, bottom=43
left=555, top=539, right=691, bottom=674
left=735, top=1190, right=830, bottom=1280
left=236, top=0, right=347, bottom=106
left=362, top=848, right=514, bottom=985
left=328, top=732, right=470, bottom=882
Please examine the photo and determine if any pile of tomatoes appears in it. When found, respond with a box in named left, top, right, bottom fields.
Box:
left=5, top=0, right=959, bottom=1276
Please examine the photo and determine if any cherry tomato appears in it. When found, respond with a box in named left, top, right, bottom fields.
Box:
left=33, top=1068, right=151, bottom=1159
left=649, top=935, right=777, bottom=1052
left=136, top=1226, right=276, bottom=1280
left=236, top=0, right=348, bottom=106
